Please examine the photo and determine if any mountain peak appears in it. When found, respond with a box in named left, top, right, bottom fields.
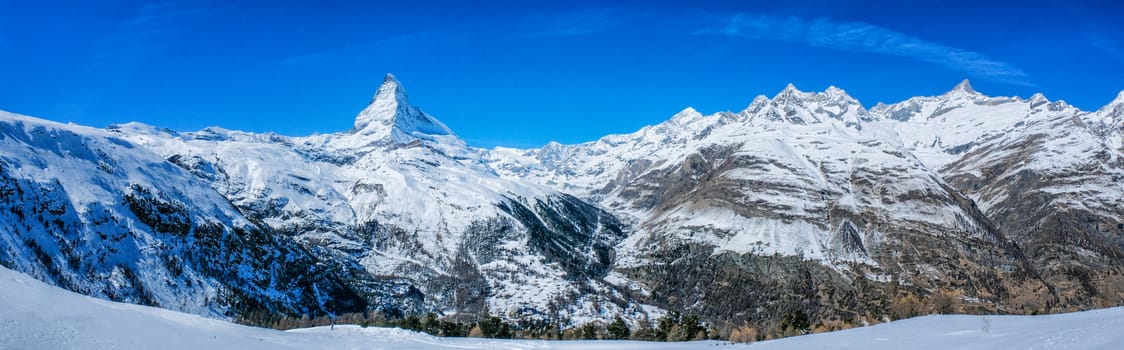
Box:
left=943, top=79, right=980, bottom=97
left=670, top=107, right=702, bottom=125
left=821, top=85, right=858, bottom=103
left=1099, top=90, right=1124, bottom=116
left=1029, top=92, right=1049, bottom=107
left=377, top=73, right=404, bottom=98
left=774, top=83, right=813, bottom=102
left=780, top=83, right=802, bottom=95
left=351, top=74, right=453, bottom=143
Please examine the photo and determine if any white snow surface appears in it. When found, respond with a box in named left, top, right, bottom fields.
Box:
left=2, top=265, right=1122, bottom=350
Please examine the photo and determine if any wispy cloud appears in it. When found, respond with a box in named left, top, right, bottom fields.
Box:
left=517, top=7, right=624, bottom=37
left=1087, top=33, right=1124, bottom=65
left=531, top=8, right=621, bottom=37
left=700, top=14, right=1032, bottom=86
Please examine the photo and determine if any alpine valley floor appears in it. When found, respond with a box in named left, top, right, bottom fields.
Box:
left=2, top=265, right=1121, bottom=350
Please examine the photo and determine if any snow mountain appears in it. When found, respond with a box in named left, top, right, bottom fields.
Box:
left=0, top=111, right=373, bottom=319
left=487, top=80, right=1124, bottom=326
left=1, top=75, right=642, bottom=326
left=870, top=80, right=1124, bottom=308
left=352, top=74, right=456, bottom=145
left=2, top=76, right=1122, bottom=333
left=111, top=74, right=644, bottom=324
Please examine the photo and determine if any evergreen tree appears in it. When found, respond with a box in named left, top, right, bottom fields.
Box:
left=606, top=316, right=630, bottom=340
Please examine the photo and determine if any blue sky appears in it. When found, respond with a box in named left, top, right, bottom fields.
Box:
left=1, top=0, right=1122, bottom=148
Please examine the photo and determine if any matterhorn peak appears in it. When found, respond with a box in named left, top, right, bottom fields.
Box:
left=350, top=74, right=453, bottom=144
left=943, top=79, right=980, bottom=97
left=373, top=73, right=408, bottom=104
left=354, top=74, right=408, bottom=130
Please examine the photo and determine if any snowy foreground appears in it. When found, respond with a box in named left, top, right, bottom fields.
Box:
left=1, top=266, right=1121, bottom=350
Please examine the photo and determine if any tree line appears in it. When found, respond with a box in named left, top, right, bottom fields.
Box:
left=237, top=310, right=720, bottom=341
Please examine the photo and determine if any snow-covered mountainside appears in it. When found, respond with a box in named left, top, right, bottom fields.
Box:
left=489, top=83, right=990, bottom=263
left=870, top=80, right=1124, bottom=308
left=2, top=75, right=1122, bottom=335
left=0, top=111, right=377, bottom=319
left=105, top=74, right=643, bottom=325
left=488, top=80, right=1124, bottom=326
left=2, top=265, right=1121, bottom=350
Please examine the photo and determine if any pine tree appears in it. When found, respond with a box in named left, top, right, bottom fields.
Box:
left=606, top=316, right=630, bottom=340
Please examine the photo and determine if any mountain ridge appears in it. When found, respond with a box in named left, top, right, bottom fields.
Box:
left=2, top=76, right=1122, bottom=337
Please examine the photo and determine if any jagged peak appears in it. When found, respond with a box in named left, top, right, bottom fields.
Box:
left=740, top=95, right=770, bottom=116
left=374, top=73, right=407, bottom=103
left=778, top=83, right=803, bottom=96
left=1029, top=92, right=1049, bottom=107
left=772, top=83, right=818, bottom=106
left=351, top=74, right=453, bottom=142
left=354, top=74, right=408, bottom=130
left=943, top=79, right=980, bottom=97
left=819, top=85, right=860, bottom=105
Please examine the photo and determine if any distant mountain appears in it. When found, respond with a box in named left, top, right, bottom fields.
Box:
left=2, top=76, right=1121, bottom=336
left=487, top=79, right=1124, bottom=327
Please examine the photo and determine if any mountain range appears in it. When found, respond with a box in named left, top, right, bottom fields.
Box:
left=1, top=74, right=1121, bottom=334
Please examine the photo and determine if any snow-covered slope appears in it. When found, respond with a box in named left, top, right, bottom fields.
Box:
left=107, top=75, right=645, bottom=325
left=488, top=84, right=990, bottom=263
left=2, top=265, right=1122, bottom=350
left=871, top=80, right=1124, bottom=308
left=487, top=80, right=1124, bottom=327
left=0, top=110, right=371, bottom=318
left=3, top=74, right=1122, bottom=335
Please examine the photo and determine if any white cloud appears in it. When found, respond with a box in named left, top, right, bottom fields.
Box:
left=702, top=14, right=1032, bottom=86
left=529, top=8, right=621, bottom=37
